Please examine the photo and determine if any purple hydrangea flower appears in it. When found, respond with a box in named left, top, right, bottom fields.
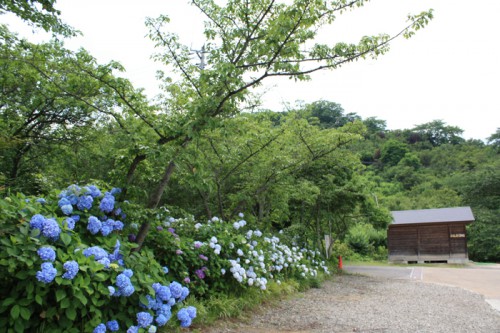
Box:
left=42, top=218, right=61, bottom=240
left=136, top=312, right=153, bottom=328
left=36, top=262, right=57, bottom=284
left=199, top=254, right=208, bottom=261
left=37, top=247, right=56, bottom=262
left=87, top=216, right=102, bottom=235
left=183, top=277, right=191, bottom=284
left=77, top=195, right=93, bottom=211
left=128, top=234, right=136, bottom=242
left=195, top=269, right=205, bottom=279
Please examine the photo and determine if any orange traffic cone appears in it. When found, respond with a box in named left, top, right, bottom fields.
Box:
left=338, top=255, right=343, bottom=270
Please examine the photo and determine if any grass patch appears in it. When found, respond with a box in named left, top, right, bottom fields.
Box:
left=188, top=273, right=330, bottom=332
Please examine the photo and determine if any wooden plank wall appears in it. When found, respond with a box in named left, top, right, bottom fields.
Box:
left=388, top=223, right=468, bottom=260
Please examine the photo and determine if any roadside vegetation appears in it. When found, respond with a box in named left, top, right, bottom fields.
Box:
left=1, top=1, right=499, bottom=332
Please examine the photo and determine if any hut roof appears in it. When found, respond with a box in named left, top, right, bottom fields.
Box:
left=391, top=207, right=474, bottom=225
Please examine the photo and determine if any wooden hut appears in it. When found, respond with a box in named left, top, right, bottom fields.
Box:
left=387, top=207, right=474, bottom=264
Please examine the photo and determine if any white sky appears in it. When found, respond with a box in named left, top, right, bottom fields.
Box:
left=2, top=0, right=499, bottom=141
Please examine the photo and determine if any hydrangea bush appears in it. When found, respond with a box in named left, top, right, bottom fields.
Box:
left=142, top=212, right=330, bottom=298
left=0, top=185, right=195, bottom=333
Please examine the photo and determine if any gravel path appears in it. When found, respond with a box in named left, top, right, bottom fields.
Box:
left=200, top=274, right=500, bottom=333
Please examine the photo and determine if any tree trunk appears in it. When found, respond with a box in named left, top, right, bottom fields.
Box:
left=133, top=160, right=176, bottom=251
left=120, top=154, right=146, bottom=200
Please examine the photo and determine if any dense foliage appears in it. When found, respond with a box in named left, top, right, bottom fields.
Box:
left=2, top=1, right=499, bottom=332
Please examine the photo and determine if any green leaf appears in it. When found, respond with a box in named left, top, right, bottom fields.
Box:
left=10, top=304, right=20, bottom=320
left=65, top=306, right=76, bottom=321
left=56, top=289, right=66, bottom=302
left=74, top=291, right=87, bottom=305
left=30, top=228, right=41, bottom=238
left=14, top=319, right=24, bottom=333
left=2, top=298, right=15, bottom=307
left=60, top=232, right=71, bottom=246
left=35, top=294, right=43, bottom=305
left=60, top=298, right=70, bottom=309
left=19, top=307, right=31, bottom=320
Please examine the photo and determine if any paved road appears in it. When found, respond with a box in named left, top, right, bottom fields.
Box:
left=344, top=263, right=500, bottom=312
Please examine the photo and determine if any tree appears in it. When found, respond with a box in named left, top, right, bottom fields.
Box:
left=0, top=0, right=75, bottom=36
left=303, top=100, right=360, bottom=129
left=411, top=120, right=465, bottom=146
left=0, top=25, right=157, bottom=193
left=130, top=0, right=433, bottom=248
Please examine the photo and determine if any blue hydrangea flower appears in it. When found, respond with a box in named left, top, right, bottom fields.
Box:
left=83, top=246, right=108, bottom=260
left=71, top=215, right=81, bottom=222
left=179, top=287, right=189, bottom=301
left=186, top=306, right=197, bottom=319
left=110, top=187, right=122, bottom=196
left=162, top=266, right=169, bottom=274
left=101, top=223, right=113, bottom=236
left=108, top=286, right=116, bottom=296
left=169, top=281, right=183, bottom=299
left=99, top=193, right=115, bottom=213
left=93, top=323, right=106, bottom=333
left=37, top=247, right=56, bottom=262
left=126, top=326, right=139, bottom=333
left=42, top=218, right=61, bottom=240
left=177, top=308, right=192, bottom=327
left=155, top=285, right=171, bottom=302
left=136, top=312, right=153, bottom=328
left=112, top=220, right=124, bottom=231
left=62, top=261, right=79, bottom=279
left=61, top=204, right=73, bottom=215
left=63, top=217, right=76, bottom=230
left=116, top=273, right=131, bottom=288
left=36, top=262, right=57, bottom=284
left=123, top=269, right=133, bottom=278
left=121, top=285, right=135, bottom=297
left=106, top=320, right=119, bottom=331
left=148, top=326, right=157, bottom=333
left=58, top=197, right=71, bottom=207
left=155, top=314, right=168, bottom=326
left=67, top=194, right=79, bottom=205
left=36, top=198, right=46, bottom=204
left=77, top=195, right=93, bottom=211
left=85, top=185, right=102, bottom=198
left=87, top=216, right=102, bottom=235
left=30, top=214, right=45, bottom=230
left=97, top=257, right=111, bottom=268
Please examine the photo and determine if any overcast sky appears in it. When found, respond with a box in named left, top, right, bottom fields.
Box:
left=3, top=0, right=499, bottom=141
